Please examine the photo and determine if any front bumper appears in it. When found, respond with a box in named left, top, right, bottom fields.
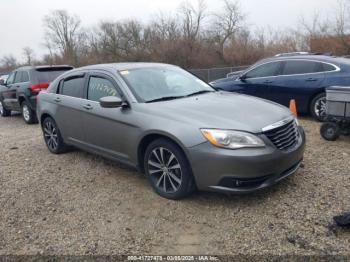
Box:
left=187, top=127, right=306, bottom=193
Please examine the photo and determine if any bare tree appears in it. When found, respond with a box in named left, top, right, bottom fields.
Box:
left=179, top=0, right=206, bottom=41
left=177, top=0, right=207, bottom=66
left=0, top=55, right=18, bottom=72
left=22, top=47, right=35, bottom=65
left=43, top=10, right=83, bottom=65
left=212, top=0, right=245, bottom=62
left=334, top=0, right=350, bottom=53
left=300, top=13, right=330, bottom=38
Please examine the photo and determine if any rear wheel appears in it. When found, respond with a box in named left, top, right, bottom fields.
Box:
left=144, top=138, right=196, bottom=200
left=21, top=101, right=37, bottom=124
left=320, top=122, right=340, bottom=141
left=310, top=93, right=327, bottom=122
left=42, top=117, right=69, bottom=154
left=0, top=101, right=11, bottom=117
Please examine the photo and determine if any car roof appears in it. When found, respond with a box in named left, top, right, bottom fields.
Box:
left=259, top=55, right=350, bottom=66
left=16, top=65, right=74, bottom=71
left=78, top=62, right=177, bottom=72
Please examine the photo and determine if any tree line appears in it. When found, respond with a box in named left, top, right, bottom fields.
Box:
left=1, top=0, right=350, bottom=73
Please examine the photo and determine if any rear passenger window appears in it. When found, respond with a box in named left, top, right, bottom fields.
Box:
left=14, top=72, right=22, bottom=83
left=21, top=71, right=29, bottom=82
left=283, top=61, right=320, bottom=75
left=87, top=76, right=120, bottom=102
left=321, top=63, right=337, bottom=72
left=59, top=76, right=85, bottom=98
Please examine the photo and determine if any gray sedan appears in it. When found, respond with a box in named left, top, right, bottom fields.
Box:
left=37, top=63, right=305, bottom=199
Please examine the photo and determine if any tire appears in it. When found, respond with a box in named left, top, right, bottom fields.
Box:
left=42, top=117, right=69, bottom=154
left=320, top=122, right=340, bottom=141
left=310, top=93, right=327, bottom=122
left=21, top=101, right=38, bottom=124
left=0, top=100, right=11, bottom=117
left=144, top=138, right=196, bottom=200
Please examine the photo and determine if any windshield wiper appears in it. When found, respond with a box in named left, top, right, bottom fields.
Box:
left=185, top=90, right=213, bottom=97
left=145, top=96, right=185, bottom=103
left=145, top=90, right=213, bottom=103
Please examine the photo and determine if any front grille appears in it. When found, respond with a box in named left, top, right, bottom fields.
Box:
left=264, top=120, right=299, bottom=151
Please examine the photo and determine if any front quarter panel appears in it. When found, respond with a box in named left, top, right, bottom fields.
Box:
left=129, top=106, right=208, bottom=162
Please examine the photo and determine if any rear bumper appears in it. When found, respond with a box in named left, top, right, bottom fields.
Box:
left=187, top=127, right=306, bottom=193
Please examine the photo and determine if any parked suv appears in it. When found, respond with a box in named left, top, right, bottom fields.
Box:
left=0, top=65, right=73, bottom=124
left=37, top=63, right=305, bottom=200
left=210, top=54, right=350, bottom=121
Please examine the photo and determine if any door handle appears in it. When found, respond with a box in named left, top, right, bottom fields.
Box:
left=306, top=78, right=317, bottom=82
left=263, top=80, right=273, bottom=84
left=54, top=97, right=61, bottom=102
left=83, top=104, right=93, bottom=110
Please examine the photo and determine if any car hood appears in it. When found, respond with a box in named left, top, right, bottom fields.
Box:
left=140, top=92, right=292, bottom=133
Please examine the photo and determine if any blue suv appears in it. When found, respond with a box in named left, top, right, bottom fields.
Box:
left=210, top=54, right=350, bottom=121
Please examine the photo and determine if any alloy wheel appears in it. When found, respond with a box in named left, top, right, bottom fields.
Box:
left=147, top=147, right=182, bottom=193
left=314, top=96, right=327, bottom=119
left=0, top=101, right=3, bottom=115
left=43, top=120, right=59, bottom=151
left=22, top=105, right=30, bottom=122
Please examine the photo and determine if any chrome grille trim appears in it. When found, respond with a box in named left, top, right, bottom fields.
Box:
left=263, top=119, right=299, bottom=151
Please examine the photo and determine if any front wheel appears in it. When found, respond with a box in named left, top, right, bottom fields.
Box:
left=144, top=138, right=196, bottom=200
left=320, top=122, right=340, bottom=141
left=310, top=93, right=327, bottom=122
left=21, top=101, right=37, bottom=124
left=0, top=100, right=11, bottom=117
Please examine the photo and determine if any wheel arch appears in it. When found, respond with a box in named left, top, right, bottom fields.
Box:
left=308, top=89, right=326, bottom=113
left=18, top=95, right=26, bottom=105
left=137, top=132, right=192, bottom=174
left=40, top=112, right=53, bottom=126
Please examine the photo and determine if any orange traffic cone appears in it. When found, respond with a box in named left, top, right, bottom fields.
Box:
left=289, top=99, right=298, bottom=117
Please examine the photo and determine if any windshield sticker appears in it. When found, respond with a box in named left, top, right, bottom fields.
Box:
left=120, top=70, right=130, bottom=75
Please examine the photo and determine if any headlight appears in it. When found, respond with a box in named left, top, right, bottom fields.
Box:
left=201, top=129, right=265, bottom=149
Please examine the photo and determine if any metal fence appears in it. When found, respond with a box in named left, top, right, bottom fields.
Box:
left=190, top=65, right=249, bottom=83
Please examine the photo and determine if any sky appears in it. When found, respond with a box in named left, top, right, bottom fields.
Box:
left=0, top=0, right=339, bottom=62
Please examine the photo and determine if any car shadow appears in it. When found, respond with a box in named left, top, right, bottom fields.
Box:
left=67, top=147, right=298, bottom=206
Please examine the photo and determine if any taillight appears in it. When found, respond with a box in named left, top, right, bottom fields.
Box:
left=30, top=83, right=49, bottom=92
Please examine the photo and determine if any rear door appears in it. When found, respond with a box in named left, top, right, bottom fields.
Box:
left=53, top=73, right=87, bottom=145
left=268, top=60, right=326, bottom=110
left=15, top=71, right=31, bottom=110
left=81, top=72, right=132, bottom=163
left=237, top=61, right=283, bottom=99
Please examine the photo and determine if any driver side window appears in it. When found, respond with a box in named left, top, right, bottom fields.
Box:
left=6, top=72, right=16, bottom=85
left=87, top=76, right=121, bottom=102
left=245, top=62, right=281, bottom=79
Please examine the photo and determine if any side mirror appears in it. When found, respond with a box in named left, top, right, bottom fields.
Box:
left=239, top=75, right=247, bottom=82
left=99, top=96, right=124, bottom=108
left=0, top=79, right=5, bottom=86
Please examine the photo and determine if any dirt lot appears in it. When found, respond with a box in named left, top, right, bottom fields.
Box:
left=0, top=114, right=350, bottom=256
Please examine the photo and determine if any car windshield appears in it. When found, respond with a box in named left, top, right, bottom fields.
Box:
left=119, top=67, right=214, bottom=102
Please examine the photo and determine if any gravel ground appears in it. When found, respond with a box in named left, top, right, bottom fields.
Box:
left=0, top=114, right=350, bottom=256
